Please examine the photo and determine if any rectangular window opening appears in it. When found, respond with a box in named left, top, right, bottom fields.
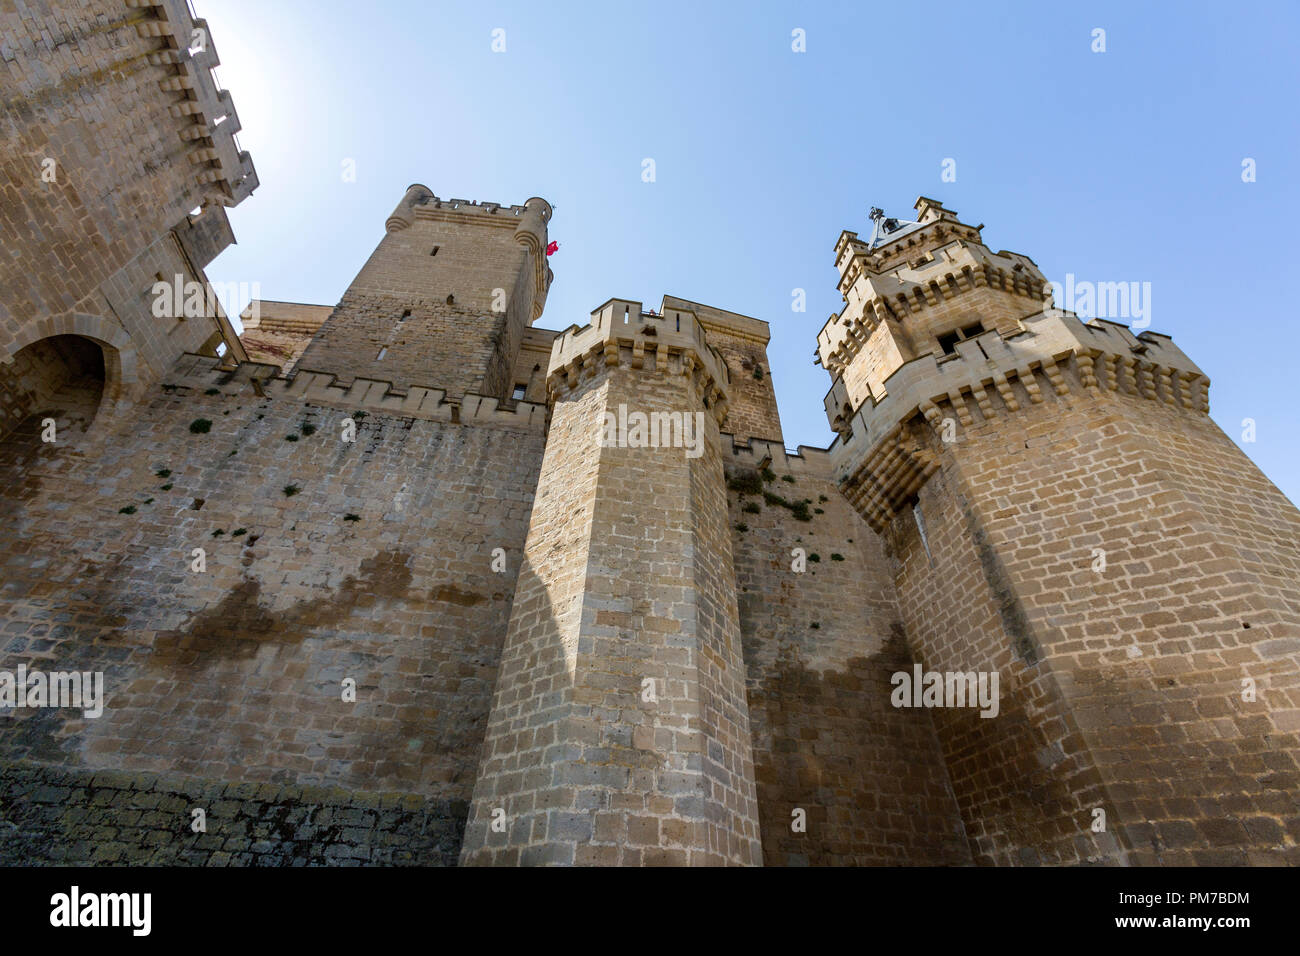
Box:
left=511, top=384, right=527, bottom=401
left=938, top=332, right=960, bottom=355
left=430, top=247, right=439, bottom=256
left=376, top=347, right=387, bottom=361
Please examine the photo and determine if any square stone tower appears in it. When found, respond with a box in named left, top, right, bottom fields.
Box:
left=822, top=197, right=1300, bottom=865
left=294, top=186, right=553, bottom=403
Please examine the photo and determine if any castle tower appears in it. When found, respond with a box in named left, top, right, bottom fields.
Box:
left=294, top=185, right=553, bottom=403
left=820, top=197, right=1300, bottom=865
left=0, top=0, right=255, bottom=441
left=460, top=299, right=762, bottom=866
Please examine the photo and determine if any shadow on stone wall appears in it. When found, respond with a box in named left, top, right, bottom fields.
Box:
left=747, top=626, right=973, bottom=866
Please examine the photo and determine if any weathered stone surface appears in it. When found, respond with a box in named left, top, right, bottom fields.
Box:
left=0, top=761, right=463, bottom=866
left=3, top=6, right=1298, bottom=868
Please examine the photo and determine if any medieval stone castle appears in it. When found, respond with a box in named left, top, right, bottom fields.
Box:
left=2, top=1, right=1298, bottom=867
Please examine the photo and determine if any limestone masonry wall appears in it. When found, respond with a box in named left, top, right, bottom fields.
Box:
left=891, top=361, right=1300, bottom=865
left=459, top=374, right=606, bottom=864
left=0, top=358, right=546, bottom=864
left=662, top=297, right=783, bottom=444
left=463, top=343, right=761, bottom=865
left=1, top=0, right=255, bottom=402
left=0, top=762, right=462, bottom=866
left=239, top=301, right=332, bottom=375
left=5, top=7, right=1299, bottom=867
left=724, top=440, right=971, bottom=865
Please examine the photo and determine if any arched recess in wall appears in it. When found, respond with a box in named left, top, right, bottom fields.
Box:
left=0, top=314, right=138, bottom=446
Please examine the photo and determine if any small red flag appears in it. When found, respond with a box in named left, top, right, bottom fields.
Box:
left=546, top=241, right=559, bottom=256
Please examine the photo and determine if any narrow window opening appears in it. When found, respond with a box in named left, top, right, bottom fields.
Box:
left=511, top=384, right=527, bottom=401
left=399, top=309, right=411, bottom=322
left=912, top=498, right=933, bottom=563
left=376, top=347, right=387, bottom=361
left=430, top=247, right=439, bottom=256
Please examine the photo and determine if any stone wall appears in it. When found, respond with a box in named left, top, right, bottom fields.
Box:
left=239, top=301, right=332, bottom=375
left=890, top=358, right=1300, bottom=866
left=463, top=343, right=761, bottom=866
left=0, top=357, right=546, bottom=864
left=724, top=441, right=971, bottom=865
left=0, top=761, right=462, bottom=866
left=662, top=297, right=783, bottom=444
left=0, top=0, right=254, bottom=398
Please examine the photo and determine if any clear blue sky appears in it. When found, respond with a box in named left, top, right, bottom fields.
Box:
left=203, top=0, right=1300, bottom=505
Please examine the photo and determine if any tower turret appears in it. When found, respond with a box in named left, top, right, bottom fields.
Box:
left=819, top=197, right=1049, bottom=436
left=460, top=298, right=762, bottom=866
left=823, top=198, right=1300, bottom=866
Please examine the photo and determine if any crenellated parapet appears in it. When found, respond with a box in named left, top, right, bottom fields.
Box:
left=820, top=200, right=1048, bottom=384
left=385, top=188, right=554, bottom=320
left=546, top=298, right=731, bottom=422
left=128, top=0, right=258, bottom=206
left=721, top=437, right=834, bottom=480
left=166, top=353, right=548, bottom=430
left=830, top=310, right=1210, bottom=532
left=820, top=244, right=1048, bottom=379
left=818, top=198, right=1053, bottom=421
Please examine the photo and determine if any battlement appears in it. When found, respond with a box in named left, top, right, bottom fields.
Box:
left=418, top=194, right=553, bottom=221
left=828, top=311, right=1210, bottom=530
left=833, top=198, right=985, bottom=281
left=721, top=436, right=834, bottom=481
left=547, top=298, right=731, bottom=414
left=132, top=0, right=258, bottom=205
left=660, top=295, right=771, bottom=346
left=819, top=233, right=1047, bottom=379
left=385, top=184, right=552, bottom=231
left=818, top=199, right=1067, bottom=423
left=167, top=353, right=548, bottom=430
